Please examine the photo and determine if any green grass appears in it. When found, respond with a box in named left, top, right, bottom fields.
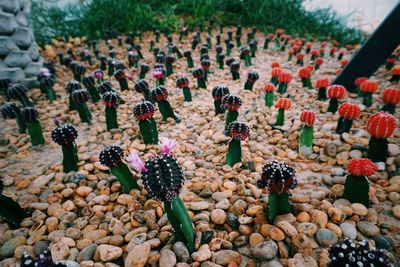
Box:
left=30, top=0, right=364, bottom=46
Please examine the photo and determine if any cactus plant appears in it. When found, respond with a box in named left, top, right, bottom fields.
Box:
left=225, top=121, right=250, bottom=166
left=328, top=239, right=392, bottom=267
left=296, top=53, right=304, bottom=66
left=386, top=54, right=396, bottom=70
left=270, top=67, right=282, bottom=86
left=299, top=110, right=315, bottom=154
left=222, top=94, right=242, bottom=126
left=66, top=80, right=81, bottom=111
left=337, top=48, right=347, bottom=60
left=192, top=68, right=207, bottom=89
left=263, top=33, right=274, bottom=49
left=244, top=71, right=259, bottom=91
left=139, top=64, right=150, bottom=79
left=133, top=101, right=158, bottom=144
left=354, top=77, right=368, bottom=97
left=336, top=102, right=361, bottom=134
left=128, top=51, right=139, bottom=68
left=315, top=78, right=330, bottom=100
left=151, top=86, right=180, bottom=122
left=327, top=85, right=347, bottom=113
left=99, top=146, right=139, bottom=192
left=103, top=91, right=120, bottom=131
left=73, top=64, right=86, bottom=82
left=217, top=53, right=225, bottom=70
left=165, top=55, right=176, bottom=76
left=94, top=69, right=104, bottom=84
left=343, top=158, right=377, bottom=207
left=72, top=89, right=92, bottom=123
left=127, top=140, right=195, bottom=252
left=264, top=83, right=275, bottom=107
left=183, top=50, right=194, bottom=68
left=257, top=160, right=297, bottom=223
left=230, top=61, right=240, bottom=80
left=7, top=84, right=33, bottom=107
left=381, top=87, right=400, bottom=114
left=171, top=45, right=183, bottom=59
left=51, top=121, right=79, bottom=173
left=21, top=107, right=45, bottom=146
left=298, top=67, right=313, bottom=89
left=360, top=80, right=379, bottom=107
left=114, top=69, right=129, bottom=91
left=310, top=49, right=319, bottom=60
left=275, top=98, right=292, bottom=125
left=0, top=180, right=29, bottom=228
left=390, top=65, right=400, bottom=83
left=200, top=59, right=211, bottom=81
left=212, top=86, right=230, bottom=115
left=135, top=80, right=151, bottom=102
left=367, top=112, right=396, bottom=162
left=153, top=67, right=166, bottom=86
left=277, top=72, right=292, bottom=94
left=38, top=69, right=56, bottom=102
left=1, top=103, right=26, bottom=134
left=176, top=77, right=192, bottom=102
left=240, top=47, right=251, bottom=66
left=82, top=75, right=101, bottom=103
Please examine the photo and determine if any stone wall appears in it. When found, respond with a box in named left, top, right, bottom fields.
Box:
left=0, top=0, right=42, bottom=88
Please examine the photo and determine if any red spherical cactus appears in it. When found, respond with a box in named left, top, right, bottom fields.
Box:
left=386, top=54, right=396, bottom=70
left=298, top=67, right=312, bottom=89
left=264, top=83, right=275, bottom=92
left=336, top=102, right=361, bottom=134
left=390, top=65, right=400, bottom=83
left=300, top=110, right=315, bottom=126
left=264, top=83, right=275, bottom=107
left=314, top=57, right=323, bottom=69
left=271, top=61, right=280, bottom=68
left=225, top=121, right=250, bottom=166
left=296, top=53, right=304, bottom=65
left=360, top=80, right=379, bottom=107
left=270, top=67, right=282, bottom=86
left=275, top=98, right=291, bottom=125
left=338, top=48, right=347, bottom=60
left=381, top=87, right=400, bottom=114
left=327, top=85, right=347, bottom=113
left=343, top=158, right=377, bottom=207
left=340, top=58, right=349, bottom=68
left=367, top=112, right=397, bottom=162
left=354, top=77, right=368, bottom=87
left=277, top=72, right=292, bottom=94
left=315, top=77, right=330, bottom=100
left=310, top=49, right=319, bottom=60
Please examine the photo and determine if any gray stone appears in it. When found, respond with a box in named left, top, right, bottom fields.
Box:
left=34, top=240, right=50, bottom=256
left=15, top=11, right=28, bottom=27
left=57, top=261, right=79, bottom=267
left=226, top=213, right=239, bottom=228
left=316, top=229, right=338, bottom=247
left=0, top=0, right=20, bottom=14
left=250, top=240, right=278, bottom=260
left=261, top=260, right=284, bottom=267
left=340, top=223, right=357, bottom=239
left=76, top=244, right=97, bottom=263
left=159, top=249, right=176, bottom=267
left=357, top=221, right=380, bottom=237
left=372, top=235, right=394, bottom=250
left=173, top=241, right=190, bottom=262
left=28, top=41, right=40, bottom=61
left=0, top=67, right=25, bottom=82
left=5, top=50, right=31, bottom=67
left=0, top=36, right=18, bottom=56
left=11, top=27, right=32, bottom=48
left=0, top=12, right=18, bottom=34
left=0, top=236, right=26, bottom=257
left=24, top=59, right=43, bottom=77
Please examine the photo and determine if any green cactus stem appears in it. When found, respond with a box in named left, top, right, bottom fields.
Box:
left=275, top=108, right=285, bottom=126
left=270, top=77, right=279, bottom=86
left=314, top=64, right=320, bottom=70
left=186, top=57, right=194, bottom=68
left=204, top=70, right=208, bottom=81
left=15, top=115, right=26, bottom=134
left=156, top=78, right=165, bottom=86
left=263, top=39, right=270, bottom=49
left=226, top=139, right=241, bottom=166
left=44, top=87, right=56, bottom=101
left=69, top=94, right=77, bottom=111
left=301, top=78, right=313, bottom=89
left=296, top=59, right=303, bottom=66
left=166, top=63, right=173, bottom=77
left=343, top=175, right=370, bottom=207
left=77, top=104, right=92, bottom=123
left=111, top=163, right=140, bottom=192
left=118, top=79, right=129, bottom=91
left=336, top=117, right=353, bottom=134
left=20, top=95, right=33, bottom=107
left=231, top=71, right=240, bottom=80
left=327, top=98, right=339, bottom=113
left=362, top=92, right=373, bottom=107
left=244, top=81, right=254, bottom=91
left=62, top=143, right=79, bottom=172
left=218, top=58, right=224, bottom=69
left=278, top=83, right=287, bottom=94
left=268, top=192, right=290, bottom=223
left=158, top=100, right=180, bottom=122
left=280, top=44, right=286, bottom=51
left=182, top=88, right=192, bottom=102
left=318, top=88, right=327, bottom=100
left=368, top=137, right=388, bottom=162
left=100, top=61, right=107, bottom=71
left=196, top=77, right=206, bottom=89
left=87, top=86, right=100, bottom=103
left=288, top=54, right=293, bottom=61
left=225, top=110, right=238, bottom=126
left=138, top=119, right=158, bottom=144
left=244, top=55, right=251, bottom=66
left=27, top=120, right=45, bottom=146
left=139, top=72, right=146, bottom=80
left=164, top=197, right=195, bottom=253
left=105, top=106, right=118, bottom=130
left=299, top=125, right=314, bottom=149
left=381, top=103, right=395, bottom=114
left=265, top=92, right=274, bottom=107
left=0, top=187, right=29, bottom=228
left=214, top=100, right=224, bottom=115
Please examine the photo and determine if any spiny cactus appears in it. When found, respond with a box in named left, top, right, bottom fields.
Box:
left=200, top=59, right=211, bottom=81
left=381, top=87, right=400, bottom=114
left=224, top=121, right=250, bottom=166
left=277, top=71, right=292, bottom=94
left=327, top=85, right=347, bottom=113
left=176, top=77, right=191, bottom=102
left=51, top=121, right=79, bottom=173
left=229, top=61, right=240, bottom=80
left=367, top=112, right=396, bottom=162
left=114, top=69, right=129, bottom=91
left=360, top=80, right=379, bottom=107
left=135, top=79, right=151, bottom=102
left=66, top=80, right=82, bottom=111
left=222, top=94, right=242, bottom=126
left=103, top=91, right=120, bottom=131
left=1, top=103, right=26, bottom=134
left=7, top=84, right=33, bottom=107
left=336, top=102, right=361, bottom=134
left=354, top=77, right=368, bottom=97
left=151, top=86, right=180, bottom=122
left=183, top=50, right=194, bottom=68
left=244, top=71, right=259, bottom=91
left=298, top=67, right=313, bottom=89
left=299, top=110, right=315, bottom=155
left=314, top=57, right=323, bottom=70
left=315, top=78, right=330, bottom=100
left=212, top=86, right=230, bottom=115
left=275, top=98, right=292, bottom=126
left=296, top=53, right=304, bottom=66
left=390, top=65, right=400, bottom=83
left=240, top=47, right=251, bottom=66
left=72, top=89, right=92, bottom=123
left=257, top=160, right=297, bottom=223
left=270, top=67, right=282, bottom=86
left=133, top=101, right=158, bottom=144
left=38, top=69, right=56, bottom=102
left=82, top=75, right=101, bottom=103
left=165, top=55, right=176, bottom=76
left=264, top=83, right=275, bottom=107
left=153, top=67, right=166, bottom=86
left=139, top=63, right=150, bottom=79
left=192, top=68, right=207, bottom=89
left=21, top=107, right=44, bottom=146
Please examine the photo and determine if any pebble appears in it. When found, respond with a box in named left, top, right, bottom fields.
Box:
left=249, top=233, right=264, bottom=246
left=357, top=221, right=380, bottom=237
left=191, top=244, right=211, bottom=262
left=213, top=250, right=242, bottom=266
left=97, top=245, right=122, bottom=261
left=310, top=210, right=328, bottom=228
left=340, top=223, right=357, bottom=239
left=226, top=213, right=239, bottom=228
left=173, top=241, right=190, bottom=262
left=190, top=202, right=210, bottom=211
left=77, top=244, right=97, bottom=263
left=159, top=249, right=176, bottom=267
left=250, top=240, right=278, bottom=260
left=316, top=229, right=338, bottom=247
left=124, top=243, right=151, bottom=267
left=287, top=253, right=318, bottom=267
left=351, top=203, right=368, bottom=216
left=211, top=209, right=227, bottom=225
left=0, top=236, right=26, bottom=257
left=392, top=205, right=400, bottom=219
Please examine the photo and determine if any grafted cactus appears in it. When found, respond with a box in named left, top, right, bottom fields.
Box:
left=21, top=107, right=44, bottom=146
left=298, top=110, right=315, bottom=155
left=381, top=87, right=400, bottom=114
left=244, top=71, right=259, bottom=91
left=264, top=83, right=275, bottom=107
left=114, top=69, right=129, bottom=91
left=336, top=102, right=361, bottom=134
left=327, top=85, right=347, bottom=113
left=229, top=61, right=240, bottom=80
left=315, top=78, right=330, bottom=100
left=360, top=80, right=379, bottom=107
left=72, top=89, right=92, bottom=123
left=275, top=98, right=291, bottom=126
left=298, top=67, right=312, bottom=89
left=1, top=103, right=26, bottom=134
left=103, top=91, right=120, bottom=131
left=367, top=112, right=396, bottom=162
left=66, top=80, right=81, bottom=111
left=151, top=86, right=180, bottom=122
left=270, top=67, right=282, bottom=86
left=222, top=94, right=242, bottom=126
left=192, top=68, right=206, bottom=89
left=277, top=71, right=292, bottom=94
left=224, top=121, right=250, bottom=166
left=7, top=84, right=33, bottom=107
left=82, top=75, right=101, bottom=103
left=212, top=86, right=230, bottom=115
left=51, top=121, right=79, bottom=173
left=133, top=101, right=158, bottom=144
left=176, top=77, right=191, bottom=102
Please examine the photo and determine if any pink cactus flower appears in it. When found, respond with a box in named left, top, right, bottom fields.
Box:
left=159, top=139, right=177, bottom=155
left=126, top=151, right=148, bottom=173
left=152, top=69, right=164, bottom=79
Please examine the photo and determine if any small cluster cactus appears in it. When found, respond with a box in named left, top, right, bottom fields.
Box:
left=0, top=179, right=29, bottom=228
left=264, top=83, right=275, bottom=107
left=336, top=102, right=361, bottom=134
left=360, top=80, right=378, bottom=107
left=327, top=85, right=347, bottom=113
left=275, top=98, right=291, bottom=126
left=381, top=87, right=400, bottom=114
left=176, top=77, right=192, bottom=102
left=224, top=121, right=250, bottom=166
left=328, top=239, right=392, bottom=267
left=1, top=103, right=26, bottom=134
left=222, top=94, right=242, bottom=126
left=127, top=140, right=195, bottom=252
left=343, top=158, right=377, bottom=207
left=277, top=71, right=292, bottom=94
left=22, top=107, right=45, bottom=146
left=99, top=145, right=139, bottom=192
left=257, top=160, right=297, bottom=222
left=51, top=121, right=79, bottom=173
left=103, top=91, right=120, bottom=130
left=151, top=86, right=180, bottom=122
left=133, top=101, right=158, bottom=144
left=244, top=71, right=259, bottom=91
left=212, top=86, right=230, bottom=115
left=298, top=110, right=315, bottom=155
left=367, top=112, right=396, bottom=162
left=315, top=78, right=330, bottom=100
